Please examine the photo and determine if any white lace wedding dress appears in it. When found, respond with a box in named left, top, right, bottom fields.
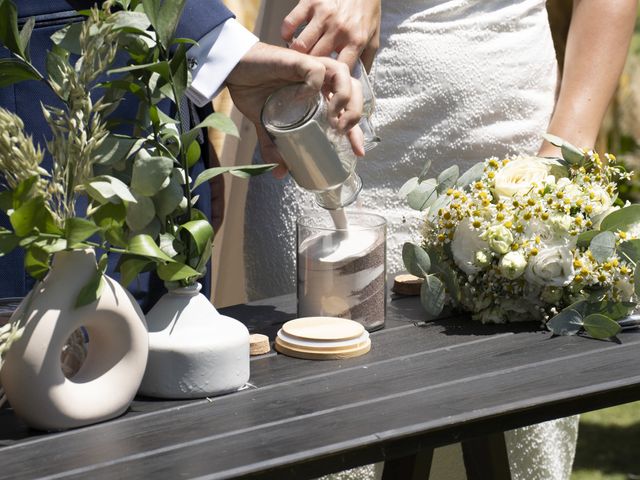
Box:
left=244, top=0, right=578, bottom=478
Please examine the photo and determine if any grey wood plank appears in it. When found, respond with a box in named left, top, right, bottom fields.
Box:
left=46, top=340, right=640, bottom=480
left=1, top=327, right=638, bottom=479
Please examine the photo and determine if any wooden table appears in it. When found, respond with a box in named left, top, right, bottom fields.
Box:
left=1, top=293, right=639, bottom=479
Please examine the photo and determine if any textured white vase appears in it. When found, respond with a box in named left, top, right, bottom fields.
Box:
left=0, top=249, right=148, bottom=431
left=139, top=283, right=250, bottom=399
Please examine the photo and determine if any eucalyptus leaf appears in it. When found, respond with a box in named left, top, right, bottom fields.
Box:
left=420, top=274, right=446, bottom=319
left=397, top=177, right=418, bottom=199
left=436, top=165, right=459, bottom=193
left=126, top=193, right=155, bottom=231
left=589, top=230, right=616, bottom=262
left=86, top=175, right=137, bottom=204
left=94, top=135, right=139, bottom=165
left=425, top=248, right=461, bottom=305
left=586, top=301, right=637, bottom=321
left=576, top=230, right=599, bottom=249
left=543, top=133, right=584, bottom=165
left=547, top=308, right=583, bottom=336
left=128, top=234, right=173, bottom=262
left=617, top=239, right=640, bottom=263
left=75, top=267, right=106, bottom=308
left=583, top=313, right=621, bottom=339
left=50, top=22, right=82, bottom=54
left=130, top=155, right=173, bottom=196
left=111, top=10, right=151, bottom=31
left=402, top=242, right=431, bottom=278
left=427, top=193, right=452, bottom=221
left=417, top=159, right=433, bottom=183
left=192, top=164, right=277, bottom=190
left=600, top=205, right=640, bottom=233
left=0, top=58, right=42, bottom=87
left=157, top=261, right=201, bottom=282
left=456, top=162, right=485, bottom=188
left=153, top=172, right=183, bottom=217
left=407, top=178, right=437, bottom=211
left=64, top=217, right=100, bottom=247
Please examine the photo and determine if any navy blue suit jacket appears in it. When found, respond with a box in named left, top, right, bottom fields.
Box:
left=0, top=0, right=233, bottom=309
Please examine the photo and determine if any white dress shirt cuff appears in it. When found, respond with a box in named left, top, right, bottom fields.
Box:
left=186, top=18, right=259, bottom=107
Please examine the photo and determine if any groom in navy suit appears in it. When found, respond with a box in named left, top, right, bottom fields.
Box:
left=0, top=0, right=363, bottom=309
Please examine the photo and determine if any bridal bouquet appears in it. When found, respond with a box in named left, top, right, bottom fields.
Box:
left=401, top=135, right=640, bottom=340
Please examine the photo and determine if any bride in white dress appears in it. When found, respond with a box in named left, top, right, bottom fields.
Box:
left=243, top=0, right=636, bottom=478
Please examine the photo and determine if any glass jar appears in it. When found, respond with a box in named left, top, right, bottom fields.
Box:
left=297, top=212, right=387, bottom=331
left=261, top=83, right=362, bottom=210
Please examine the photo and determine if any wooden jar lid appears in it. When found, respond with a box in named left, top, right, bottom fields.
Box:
left=281, top=316, right=364, bottom=341
left=249, top=334, right=271, bottom=356
left=275, top=317, right=371, bottom=360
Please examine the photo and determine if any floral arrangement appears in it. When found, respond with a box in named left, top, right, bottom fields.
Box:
left=401, top=135, right=640, bottom=340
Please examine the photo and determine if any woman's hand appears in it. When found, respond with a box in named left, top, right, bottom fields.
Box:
left=281, top=0, right=381, bottom=71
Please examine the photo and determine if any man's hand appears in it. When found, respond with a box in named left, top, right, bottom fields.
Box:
left=226, top=42, right=364, bottom=177
left=281, top=0, right=381, bottom=71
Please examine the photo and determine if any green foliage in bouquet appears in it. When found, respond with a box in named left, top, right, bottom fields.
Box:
left=400, top=134, right=640, bottom=340
left=0, top=0, right=275, bottom=297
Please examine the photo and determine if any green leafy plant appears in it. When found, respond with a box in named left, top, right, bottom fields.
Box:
left=0, top=0, right=277, bottom=364
left=0, top=0, right=275, bottom=303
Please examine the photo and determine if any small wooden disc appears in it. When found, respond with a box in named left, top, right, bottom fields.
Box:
left=249, top=334, right=271, bottom=356
left=275, top=336, right=371, bottom=360
left=392, top=274, right=424, bottom=296
left=281, top=317, right=364, bottom=342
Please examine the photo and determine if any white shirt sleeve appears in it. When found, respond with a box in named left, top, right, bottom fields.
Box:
left=185, top=18, right=259, bottom=107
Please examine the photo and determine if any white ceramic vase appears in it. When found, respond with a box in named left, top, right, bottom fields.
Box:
left=139, top=283, right=250, bottom=399
left=0, top=249, right=148, bottom=431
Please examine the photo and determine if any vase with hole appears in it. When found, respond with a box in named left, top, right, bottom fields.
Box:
left=0, top=249, right=148, bottom=431
left=138, top=283, right=250, bottom=399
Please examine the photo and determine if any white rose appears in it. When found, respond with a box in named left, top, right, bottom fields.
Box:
left=493, top=157, right=566, bottom=199
left=525, top=219, right=574, bottom=248
left=481, top=225, right=513, bottom=254
left=451, top=218, right=490, bottom=275
left=525, top=246, right=575, bottom=287
left=499, top=251, right=527, bottom=279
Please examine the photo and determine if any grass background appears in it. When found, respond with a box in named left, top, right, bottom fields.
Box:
left=571, top=401, right=640, bottom=479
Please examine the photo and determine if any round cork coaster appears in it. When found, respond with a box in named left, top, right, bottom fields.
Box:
left=249, top=334, right=270, bottom=356
left=392, top=274, right=423, bottom=296
left=275, top=336, right=371, bottom=360
left=275, top=317, right=371, bottom=360
left=281, top=317, right=364, bottom=342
